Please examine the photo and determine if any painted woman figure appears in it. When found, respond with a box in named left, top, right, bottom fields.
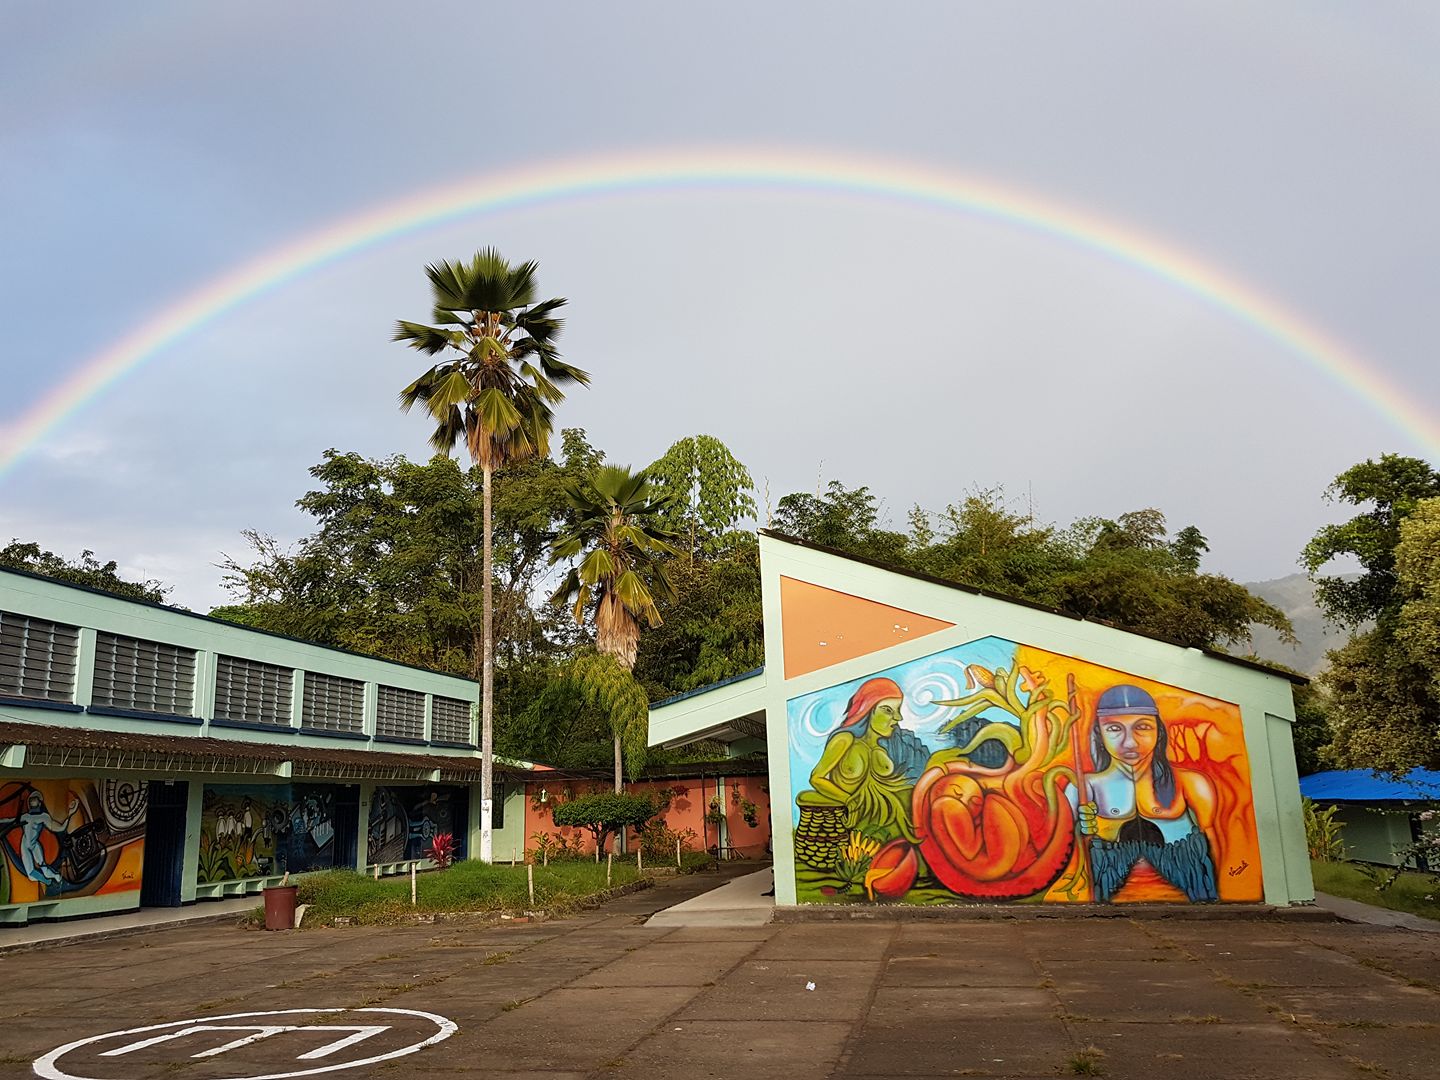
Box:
left=1078, top=684, right=1220, bottom=902
left=805, top=677, right=923, bottom=843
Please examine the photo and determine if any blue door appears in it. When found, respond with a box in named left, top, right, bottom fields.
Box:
left=140, top=781, right=188, bottom=907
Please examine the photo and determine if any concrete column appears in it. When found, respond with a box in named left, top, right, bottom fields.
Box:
left=180, top=780, right=204, bottom=903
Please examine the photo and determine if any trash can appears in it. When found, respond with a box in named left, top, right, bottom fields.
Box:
left=262, top=884, right=299, bottom=930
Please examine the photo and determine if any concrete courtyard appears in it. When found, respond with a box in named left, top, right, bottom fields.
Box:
left=4, top=868, right=1438, bottom=1080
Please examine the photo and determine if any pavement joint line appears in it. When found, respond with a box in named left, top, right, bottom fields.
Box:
left=827, top=919, right=900, bottom=1077
left=572, top=914, right=773, bottom=1080
left=1299, top=929, right=1440, bottom=996
left=1135, top=920, right=1382, bottom=1077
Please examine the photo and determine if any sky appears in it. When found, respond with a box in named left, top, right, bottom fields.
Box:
left=2, top=2, right=1438, bottom=610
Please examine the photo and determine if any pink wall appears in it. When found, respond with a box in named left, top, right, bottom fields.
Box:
left=522, top=774, right=771, bottom=860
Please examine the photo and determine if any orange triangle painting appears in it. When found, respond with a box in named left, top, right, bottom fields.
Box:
left=780, top=576, right=954, bottom=679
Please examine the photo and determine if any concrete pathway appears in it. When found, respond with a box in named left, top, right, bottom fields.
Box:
left=3, top=873, right=1439, bottom=1078
left=0, top=896, right=259, bottom=952
left=647, top=865, right=775, bottom=927
left=1313, top=890, right=1440, bottom=933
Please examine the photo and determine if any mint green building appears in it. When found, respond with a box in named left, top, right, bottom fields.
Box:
left=651, top=532, right=1314, bottom=909
left=0, top=567, right=533, bottom=926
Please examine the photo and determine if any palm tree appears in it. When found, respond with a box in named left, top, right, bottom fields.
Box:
left=551, top=465, right=679, bottom=791
left=396, top=249, right=588, bottom=861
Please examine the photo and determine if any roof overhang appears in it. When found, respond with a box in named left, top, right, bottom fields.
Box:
left=649, top=669, right=769, bottom=750
left=0, top=720, right=535, bottom=784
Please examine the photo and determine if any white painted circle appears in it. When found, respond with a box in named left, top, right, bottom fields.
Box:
left=32, top=1007, right=457, bottom=1080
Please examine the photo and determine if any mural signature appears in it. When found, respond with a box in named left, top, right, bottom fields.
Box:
left=1227, top=860, right=1249, bottom=877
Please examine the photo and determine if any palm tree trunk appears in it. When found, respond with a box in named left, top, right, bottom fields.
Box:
left=480, top=462, right=494, bottom=863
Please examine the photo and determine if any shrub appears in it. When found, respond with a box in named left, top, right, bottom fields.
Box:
left=551, top=792, right=657, bottom=854
left=528, top=830, right=588, bottom=863
left=1303, top=798, right=1344, bottom=861
left=639, top=820, right=699, bottom=862
left=428, top=832, right=457, bottom=870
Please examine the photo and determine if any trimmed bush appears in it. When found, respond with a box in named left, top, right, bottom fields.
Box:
left=552, top=792, right=656, bottom=854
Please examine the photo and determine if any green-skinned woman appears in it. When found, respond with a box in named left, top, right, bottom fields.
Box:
left=804, top=677, right=917, bottom=842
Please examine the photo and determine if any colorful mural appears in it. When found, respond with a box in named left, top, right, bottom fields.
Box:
left=788, top=638, right=1262, bottom=904
left=367, top=786, right=468, bottom=863
left=0, top=778, right=146, bottom=905
left=198, top=784, right=290, bottom=883
left=288, top=784, right=349, bottom=873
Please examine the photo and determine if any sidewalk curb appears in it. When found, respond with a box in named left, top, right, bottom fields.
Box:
left=774, top=902, right=1339, bottom=923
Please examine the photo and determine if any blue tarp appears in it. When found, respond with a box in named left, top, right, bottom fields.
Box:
left=1300, top=769, right=1440, bottom=803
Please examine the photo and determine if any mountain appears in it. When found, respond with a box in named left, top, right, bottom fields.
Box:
left=1239, top=573, right=1356, bottom=677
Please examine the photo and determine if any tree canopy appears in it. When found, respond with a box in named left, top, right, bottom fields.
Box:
left=1, top=541, right=168, bottom=603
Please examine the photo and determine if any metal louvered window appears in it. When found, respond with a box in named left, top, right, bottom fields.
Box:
left=92, top=632, right=196, bottom=715
left=431, top=696, right=474, bottom=744
left=213, top=655, right=293, bottom=726
left=376, top=684, right=424, bottom=740
left=0, top=610, right=79, bottom=703
left=302, top=671, right=364, bottom=733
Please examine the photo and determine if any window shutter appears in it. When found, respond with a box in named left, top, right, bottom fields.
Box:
left=214, top=655, right=294, bottom=726
left=0, top=610, right=79, bottom=703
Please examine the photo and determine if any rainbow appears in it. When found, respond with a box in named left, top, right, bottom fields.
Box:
left=3, top=147, right=1435, bottom=478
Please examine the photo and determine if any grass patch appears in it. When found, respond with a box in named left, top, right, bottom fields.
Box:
left=1310, top=860, right=1440, bottom=922
left=294, top=860, right=644, bottom=926
left=1066, top=1046, right=1106, bottom=1075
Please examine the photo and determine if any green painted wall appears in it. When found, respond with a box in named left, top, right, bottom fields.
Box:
left=1334, top=806, right=1415, bottom=865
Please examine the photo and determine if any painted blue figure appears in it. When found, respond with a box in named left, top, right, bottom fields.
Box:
left=1077, top=684, right=1219, bottom=902
left=2, top=789, right=78, bottom=888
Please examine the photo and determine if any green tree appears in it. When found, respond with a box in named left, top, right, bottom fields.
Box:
left=551, top=791, right=657, bottom=855
left=1322, top=495, right=1440, bottom=772
left=1303, top=454, right=1440, bottom=627
left=771, top=480, right=909, bottom=564
left=633, top=535, right=764, bottom=700
left=395, top=250, right=589, bottom=861
left=551, top=465, right=679, bottom=790
left=1, top=541, right=168, bottom=602
left=1051, top=510, right=1292, bottom=649
left=647, top=435, right=756, bottom=560
left=906, top=487, right=1075, bottom=601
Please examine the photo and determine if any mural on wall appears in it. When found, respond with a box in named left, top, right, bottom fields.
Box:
left=198, top=785, right=291, bottom=883
left=367, top=786, right=468, bottom=863
left=288, top=784, right=350, bottom=873
left=788, top=638, right=1262, bottom=905
left=0, top=778, right=147, bottom=905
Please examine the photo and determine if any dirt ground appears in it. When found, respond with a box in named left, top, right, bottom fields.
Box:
left=4, top=868, right=1438, bottom=1080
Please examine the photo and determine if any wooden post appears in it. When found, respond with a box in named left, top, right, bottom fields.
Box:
left=372, top=863, right=379, bottom=880
left=410, top=863, right=417, bottom=906
left=676, top=837, right=682, bottom=867
left=511, top=845, right=517, bottom=867
left=606, top=852, right=612, bottom=888
left=527, top=862, right=535, bottom=906
left=543, top=845, right=548, bottom=868
left=637, top=846, right=643, bottom=872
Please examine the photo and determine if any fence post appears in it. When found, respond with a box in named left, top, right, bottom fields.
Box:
left=606, top=852, right=612, bottom=888
left=527, top=862, right=535, bottom=906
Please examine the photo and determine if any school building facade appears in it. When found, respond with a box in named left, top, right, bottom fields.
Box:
left=650, top=532, right=1315, bottom=909
left=0, top=567, right=536, bottom=927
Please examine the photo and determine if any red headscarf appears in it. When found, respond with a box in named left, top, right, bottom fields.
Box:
left=840, top=677, right=904, bottom=730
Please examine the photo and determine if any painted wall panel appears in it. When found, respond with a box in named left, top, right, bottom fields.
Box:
left=366, top=785, right=469, bottom=863
left=787, top=638, right=1262, bottom=904
left=0, top=777, right=146, bottom=906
